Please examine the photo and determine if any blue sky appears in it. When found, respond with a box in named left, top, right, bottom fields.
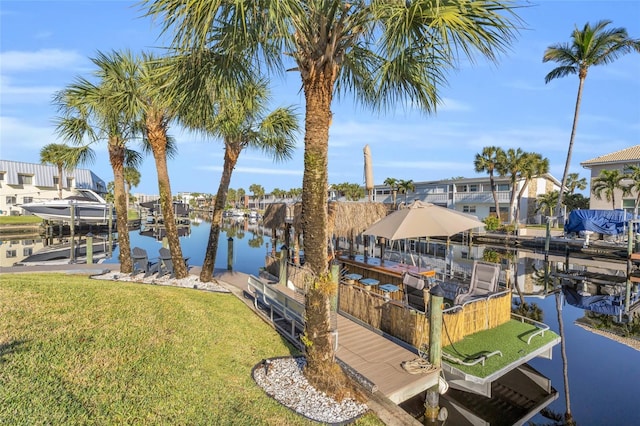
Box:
left=1, top=1, right=639, bottom=196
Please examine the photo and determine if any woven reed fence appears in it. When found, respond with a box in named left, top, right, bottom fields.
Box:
left=339, top=282, right=512, bottom=348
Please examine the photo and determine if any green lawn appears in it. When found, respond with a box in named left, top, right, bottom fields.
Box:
left=0, top=215, right=42, bottom=225
left=442, top=319, right=560, bottom=378
left=0, top=274, right=382, bottom=425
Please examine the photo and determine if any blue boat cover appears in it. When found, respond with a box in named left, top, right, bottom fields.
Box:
left=562, top=286, right=622, bottom=316
left=564, top=209, right=632, bottom=235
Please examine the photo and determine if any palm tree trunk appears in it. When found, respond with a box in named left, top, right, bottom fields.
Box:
left=200, top=142, right=241, bottom=282
left=57, top=164, right=64, bottom=199
left=301, top=71, right=341, bottom=393
left=148, top=116, right=188, bottom=279
left=555, top=77, right=585, bottom=222
left=490, top=172, right=501, bottom=221
left=109, top=141, right=132, bottom=273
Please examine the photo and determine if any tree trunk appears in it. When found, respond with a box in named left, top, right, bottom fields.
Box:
left=109, top=140, right=132, bottom=273
left=57, top=164, right=63, bottom=199
left=301, top=69, right=353, bottom=398
left=555, top=76, right=585, bottom=222
left=147, top=115, right=188, bottom=279
left=200, top=141, right=241, bottom=282
left=490, top=171, right=501, bottom=221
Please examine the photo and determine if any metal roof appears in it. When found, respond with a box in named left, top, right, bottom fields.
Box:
left=0, top=159, right=107, bottom=192
left=580, top=145, right=640, bottom=167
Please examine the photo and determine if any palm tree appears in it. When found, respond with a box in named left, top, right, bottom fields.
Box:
left=496, top=148, right=528, bottom=224
left=592, top=169, right=626, bottom=209
left=249, top=184, right=266, bottom=209
left=565, top=172, right=587, bottom=195
left=383, top=177, right=400, bottom=209
left=123, top=166, right=141, bottom=213
left=514, top=152, right=549, bottom=225
left=53, top=55, right=140, bottom=274
left=40, top=143, right=95, bottom=199
left=397, top=179, right=415, bottom=206
left=536, top=190, right=560, bottom=217
left=145, top=0, right=522, bottom=395
left=183, top=80, right=298, bottom=283
left=623, top=165, right=640, bottom=218
left=475, top=146, right=504, bottom=221
left=543, top=20, right=640, bottom=221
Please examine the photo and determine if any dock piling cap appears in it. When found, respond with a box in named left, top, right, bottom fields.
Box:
left=430, top=285, right=445, bottom=297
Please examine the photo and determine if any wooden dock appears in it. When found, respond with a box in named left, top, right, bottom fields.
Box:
left=215, top=270, right=439, bottom=405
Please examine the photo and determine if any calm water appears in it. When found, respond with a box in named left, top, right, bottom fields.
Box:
left=24, top=219, right=640, bottom=424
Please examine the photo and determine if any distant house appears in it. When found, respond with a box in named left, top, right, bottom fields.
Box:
left=580, top=145, right=640, bottom=212
left=370, top=175, right=561, bottom=225
left=0, top=159, right=108, bottom=216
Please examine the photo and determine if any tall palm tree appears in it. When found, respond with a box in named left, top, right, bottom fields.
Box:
left=592, top=169, right=626, bottom=209
left=249, top=183, right=266, bottom=209
left=474, top=146, right=504, bottom=221
left=145, top=0, right=522, bottom=395
left=53, top=56, right=140, bottom=273
left=183, top=80, right=298, bottom=283
left=397, top=179, right=415, bottom=206
left=40, top=143, right=94, bottom=199
left=543, top=20, right=640, bottom=220
left=123, top=166, right=141, bottom=213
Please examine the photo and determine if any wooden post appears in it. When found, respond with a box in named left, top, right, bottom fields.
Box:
left=227, top=237, right=234, bottom=271
left=424, top=285, right=444, bottom=422
left=626, top=223, right=633, bottom=313
left=108, top=203, right=114, bottom=257
left=86, top=233, right=93, bottom=264
left=69, top=206, right=76, bottom=263
left=278, top=248, right=287, bottom=286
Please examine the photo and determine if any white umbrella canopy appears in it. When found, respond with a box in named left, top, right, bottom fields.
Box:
left=363, top=200, right=485, bottom=240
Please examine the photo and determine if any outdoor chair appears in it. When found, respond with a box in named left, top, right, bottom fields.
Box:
left=131, top=247, right=157, bottom=277
left=157, top=247, right=190, bottom=279
left=454, top=261, right=500, bottom=306
left=403, top=272, right=428, bottom=312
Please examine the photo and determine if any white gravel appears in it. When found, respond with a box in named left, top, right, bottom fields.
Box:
left=253, top=357, right=369, bottom=424
left=90, top=270, right=231, bottom=293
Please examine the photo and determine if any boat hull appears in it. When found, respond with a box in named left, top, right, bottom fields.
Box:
left=20, top=202, right=115, bottom=224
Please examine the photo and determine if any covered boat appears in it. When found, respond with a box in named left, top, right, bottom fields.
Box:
left=564, top=209, right=633, bottom=236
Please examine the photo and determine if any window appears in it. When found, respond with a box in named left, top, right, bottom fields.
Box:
left=54, top=177, right=59, bottom=186
left=462, top=205, right=476, bottom=213
left=456, top=184, right=468, bottom=192
left=23, top=197, right=33, bottom=204
left=23, top=248, right=33, bottom=256
left=469, top=184, right=479, bottom=192
left=0, top=172, right=4, bottom=181
left=6, top=250, right=16, bottom=258
left=623, top=163, right=640, bottom=174
left=6, top=196, right=16, bottom=205
left=18, top=174, right=33, bottom=185
left=497, top=184, right=510, bottom=191
left=67, top=177, right=74, bottom=188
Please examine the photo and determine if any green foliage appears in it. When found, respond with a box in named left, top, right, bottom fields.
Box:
left=482, top=249, right=501, bottom=264
left=482, top=215, right=500, bottom=231
left=512, top=300, right=543, bottom=322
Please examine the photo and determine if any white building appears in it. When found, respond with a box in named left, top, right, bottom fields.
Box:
left=0, top=160, right=108, bottom=216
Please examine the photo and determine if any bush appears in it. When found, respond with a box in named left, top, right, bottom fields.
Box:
left=482, top=216, right=500, bottom=231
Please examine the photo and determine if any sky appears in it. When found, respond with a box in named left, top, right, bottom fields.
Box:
left=1, top=1, right=639, bottom=197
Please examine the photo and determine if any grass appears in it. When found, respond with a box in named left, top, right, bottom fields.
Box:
left=0, top=274, right=383, bottom=425
left=442, top=319, right=560, bottom=378
left=0, top=215, right=42, bottom=225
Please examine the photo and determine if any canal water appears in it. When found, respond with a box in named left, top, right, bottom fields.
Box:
left=6, top=217, right=640, bottom=425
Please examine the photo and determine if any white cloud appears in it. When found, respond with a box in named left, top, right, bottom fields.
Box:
left=0, top=49, right=84, bottom=72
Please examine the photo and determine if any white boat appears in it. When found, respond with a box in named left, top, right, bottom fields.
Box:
left=19, top=189, right=115, bottom=224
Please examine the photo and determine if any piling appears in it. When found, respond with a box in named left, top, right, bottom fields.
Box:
left=278, top=246, right=287, bottom=286
left=69, top=206, right=76, bottom=263
left=227, top=237, right=234, bottom=271
left=86, top=233, right=93, bottom=264
left=424, top=285, right=444, bottom=423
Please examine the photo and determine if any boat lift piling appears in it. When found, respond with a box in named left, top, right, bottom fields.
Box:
left=424, top=285, right=445, bottom=423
